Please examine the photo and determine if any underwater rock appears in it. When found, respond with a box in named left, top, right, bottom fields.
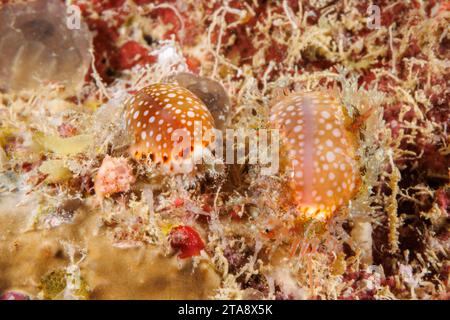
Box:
left=0, top=0, right=92, bottom=95
left=171, top=73, right=231, bottom=131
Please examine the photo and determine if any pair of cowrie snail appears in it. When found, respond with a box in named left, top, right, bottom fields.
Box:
left=124, top=73, right=358, bottom=220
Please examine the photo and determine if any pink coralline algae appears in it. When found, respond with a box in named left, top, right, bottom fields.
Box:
left=94, top=155, right=136, bottom=198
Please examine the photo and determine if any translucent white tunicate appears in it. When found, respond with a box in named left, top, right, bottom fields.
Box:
left=0, top=0, right=92, bottom=95
left=171, top=73, right=231, bottom=131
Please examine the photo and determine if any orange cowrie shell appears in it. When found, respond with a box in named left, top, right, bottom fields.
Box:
left=270, top=91, right=358, bottom=220
left=124, top=83, right=216, bottom=173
